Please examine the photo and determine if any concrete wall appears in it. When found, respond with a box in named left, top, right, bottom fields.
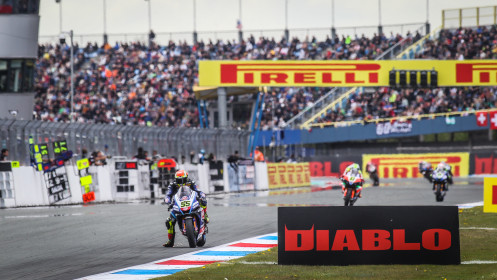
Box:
left=0, top=15, right=39, bottom=58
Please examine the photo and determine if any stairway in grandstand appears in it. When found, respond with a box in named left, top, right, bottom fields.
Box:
left=283, top=26, right=441, bottom=130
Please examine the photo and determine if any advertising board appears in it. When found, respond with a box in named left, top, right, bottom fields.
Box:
left=267, top=163, right=311, bottom=189
left=199, top=60, right=497, bottom=87
left=278, top=206, right=460, bottom=265
left=362, top=153, right=469, bottom=178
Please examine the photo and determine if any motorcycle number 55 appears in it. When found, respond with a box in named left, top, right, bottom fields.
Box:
left=181, top=201, right=191, bottom=208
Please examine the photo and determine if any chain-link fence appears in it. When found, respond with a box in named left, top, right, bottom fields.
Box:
left=0, top=119, right=250, bottom=166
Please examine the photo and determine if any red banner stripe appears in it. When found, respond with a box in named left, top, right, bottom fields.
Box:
left=229, top=243, right=277, bottom=248
left=493, top=186, right=497, bottom=205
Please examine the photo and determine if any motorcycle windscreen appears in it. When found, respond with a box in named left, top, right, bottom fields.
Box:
left=178, top=186, right=193, bottom=198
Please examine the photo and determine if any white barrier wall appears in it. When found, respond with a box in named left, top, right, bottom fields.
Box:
left=12, top=166, right=48, bottom=207
left=255, top=162, right=269, bottom=190
left=5, top=160, right=270, bottom=208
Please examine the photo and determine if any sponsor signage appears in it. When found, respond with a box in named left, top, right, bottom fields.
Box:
left=115, top=161, right=138, bottom=170
left=267, top=163, right=311, bottom=189
left=278, top=206, right=460, bottom=265
left=484, top=177, right=497, bottom=213
left=362, top=153, right=469, bottom=178
left=44, top=166, right=71, bottom=204
left=471, top=153, right=497, bottom=174
left=199, top=60, right=497, bottom=87
left=376, top=120, right=412, bottom=136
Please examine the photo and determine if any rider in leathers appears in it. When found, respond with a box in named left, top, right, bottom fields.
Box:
left=432, top=161, right=453, bottom=190
left=163, top=170, right=208, bottom=247
left=341, top=163, right=364, bottom=198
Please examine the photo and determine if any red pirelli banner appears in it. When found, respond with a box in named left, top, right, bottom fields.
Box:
left=199, top=60, right=497, bottom=87
left=362, top=153, right=469, bottom=179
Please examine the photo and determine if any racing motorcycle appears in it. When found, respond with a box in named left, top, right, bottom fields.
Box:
left=366, top=164, right=379, bottom=186
left=432, top=169, right=448, bottom=202
left=419, top=165, right=433, bottom=183
left=168, top=186, right=207, bottom=248
left=341, top=173, right=363, bottom=206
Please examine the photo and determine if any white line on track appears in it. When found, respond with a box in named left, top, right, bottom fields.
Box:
left=460, top=227, right=497, bottom=230
left=462, top=260, right=497, bottom=264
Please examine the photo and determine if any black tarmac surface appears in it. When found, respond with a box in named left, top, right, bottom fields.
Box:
left=0, top=177, right=483, bottom=280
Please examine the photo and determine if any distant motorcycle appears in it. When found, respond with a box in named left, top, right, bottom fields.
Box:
left=419, top=164, right=433, bottom=183
left=432, top=170, right=448, bottom=202
left=366, top=164, right=379, bottom=186
left=341, top=174, right=363, bottom=206
left=168, top=186, right=207, bottom=248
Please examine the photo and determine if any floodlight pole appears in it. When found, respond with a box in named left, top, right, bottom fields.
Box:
left=425, top=0, right=430, bottom=35
left=103, top=0, right=108, bottom=44
left=70, top=30, right=74, bottom=123
left=193, top=0, right=198, bottom=44
left=378, top=0, right=383, bottom=35
left=284, top=0, right=289, bottom=42
left=331, top=0, right=336, bottom=41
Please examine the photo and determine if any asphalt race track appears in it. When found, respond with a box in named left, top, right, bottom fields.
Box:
left=0, top=177, right=483, bottom=280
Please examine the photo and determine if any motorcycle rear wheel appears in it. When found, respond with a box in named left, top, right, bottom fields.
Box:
left=185, top=219, right=197, bottom=248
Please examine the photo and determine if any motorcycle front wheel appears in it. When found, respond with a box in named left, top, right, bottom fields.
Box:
left=185, top=218, right=197, bottom=248
left=435, top=184, right=444, bottom=202
left=344, top=189, right=353, bottom=206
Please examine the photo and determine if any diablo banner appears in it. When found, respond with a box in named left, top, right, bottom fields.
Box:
left=376, top=120, right=412, bottom=136
left=199, top=60, right=497, bottom=87
left=278, top=206, right=460, bottom=265
left=267, top=163, right=311, bottom=189
left=362, top=153, right=469, bottom=178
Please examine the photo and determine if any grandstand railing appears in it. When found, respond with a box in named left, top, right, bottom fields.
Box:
left=0, top=119, right=250, bottom=166
left=396, top=26, right=441, bottom=59
left=298, top=25, right=441, bottom=130
left=307, top=108, right=497, bottom=129
left=38, top=22, right=426, bottom=45
left=442, top=5, right=497, bottom=29
left=285, top=24, right=425, bottom=129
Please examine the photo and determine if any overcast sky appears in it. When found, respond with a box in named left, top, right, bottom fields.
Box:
left=38, top=0, right=497, bottom=43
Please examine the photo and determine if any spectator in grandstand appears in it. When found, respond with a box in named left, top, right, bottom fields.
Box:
left=34, top=30, right=411, bottom=129
left=0, top=148, right=8, bottom=161
left=417, top=26, right=497, bottom=60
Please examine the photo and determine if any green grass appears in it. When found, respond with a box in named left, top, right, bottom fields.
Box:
left=154, top=207, right=497, bottom=280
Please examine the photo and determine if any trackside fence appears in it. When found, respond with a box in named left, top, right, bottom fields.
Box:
left=0, top=119, right=250, bottom=166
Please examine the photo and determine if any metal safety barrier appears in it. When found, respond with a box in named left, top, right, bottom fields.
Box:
left=0, top=119, right=250, bottom=166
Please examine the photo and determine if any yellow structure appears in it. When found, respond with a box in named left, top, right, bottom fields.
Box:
left=483, top=177, right=497, bottom=213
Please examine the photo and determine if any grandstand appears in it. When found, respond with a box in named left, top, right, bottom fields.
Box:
left=33, top=24, right=496, bottom=132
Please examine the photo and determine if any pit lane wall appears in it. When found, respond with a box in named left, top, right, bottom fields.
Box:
left=0, top=159, right=311, bottom=208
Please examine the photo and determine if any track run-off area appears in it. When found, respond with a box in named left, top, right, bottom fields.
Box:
left=0, top=177, right=484, bottom=280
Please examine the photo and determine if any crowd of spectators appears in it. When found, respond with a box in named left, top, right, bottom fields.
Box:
left=416, top=25, right=497, bottom=60
left=34, top=26, right=497, bottom=129
left=316, top=86, right=497, bottom=124
left=34, top=32, right=411, bottom=128
left=315, top=25, right=497, bottom=125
